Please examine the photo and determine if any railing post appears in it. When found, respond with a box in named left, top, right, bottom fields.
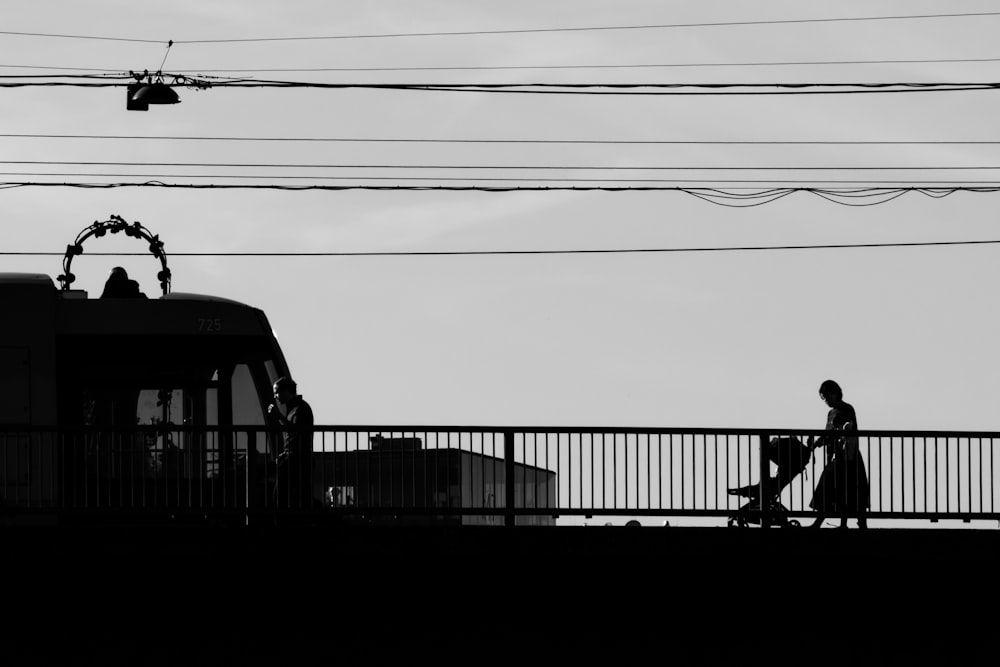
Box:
left=759, top=435, right=771, bottom=528
left=504, top=430, right=516, bottom=527
left=243, top=428, right=252, bottom=527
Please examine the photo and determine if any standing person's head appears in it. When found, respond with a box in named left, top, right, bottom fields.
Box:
left=101, top=266, right=136, bottom=298
left=272, top=377, right=298, bottom=405
left=819, top=379, right=843, bottom=407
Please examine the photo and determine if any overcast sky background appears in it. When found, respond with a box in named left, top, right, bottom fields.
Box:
left=3, top=0, right=999, bottom=433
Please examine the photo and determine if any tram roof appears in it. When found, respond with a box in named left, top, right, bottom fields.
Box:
left=1, top=273, right=271, bottom=336
left=0, top=272, right=56, bottom=287
left=0, top=273, right=251, bottom=307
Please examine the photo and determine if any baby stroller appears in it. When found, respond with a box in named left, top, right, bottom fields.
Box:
left=727, top=436, right=812, bottom=528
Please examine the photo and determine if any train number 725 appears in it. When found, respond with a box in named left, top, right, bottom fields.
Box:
left=197, top=318, right=223, bottom=332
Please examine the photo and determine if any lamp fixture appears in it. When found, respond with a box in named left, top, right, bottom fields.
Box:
left=125, top=70, right=211, bottom=111
left=126, top=69, right=182, bottom=111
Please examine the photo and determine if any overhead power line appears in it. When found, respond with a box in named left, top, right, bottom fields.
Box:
left=5, top=171, right=996, bottom=180
left=5, top=11, right=997, bottom=44
left=0, top=183, right=997, bottom=208
left=3, top=180, right=997, bottom=187
left=11, top=55, right=1000, bottom=75
left=8, top=174, right=1000, bottom=198
left=0, top=64, right=124, bottom=73
left=3, top=79, right=1000, bottom=95
left=3, top=239, right=999, bottom=257
left=0, top=72, right=127, bottom=80
left=7, top=174, right=1000, bottom=203
left=6, top=159, right=1000, bottom=170
left=190, top=80, right=1000, bottom=96
left=2, top=133, right=999, bottom=146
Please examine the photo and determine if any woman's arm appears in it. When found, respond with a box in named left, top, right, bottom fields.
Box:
left=841, top=421, right=859, bottom=460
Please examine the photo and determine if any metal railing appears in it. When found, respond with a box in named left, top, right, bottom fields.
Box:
left=1, top=426, right=997, bottom=527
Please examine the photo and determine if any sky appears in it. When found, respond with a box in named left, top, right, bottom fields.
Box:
left=2, top=0, right=999, bottom=435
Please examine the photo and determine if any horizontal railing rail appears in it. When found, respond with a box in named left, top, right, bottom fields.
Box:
left=1, top=425, right=997, bottom=527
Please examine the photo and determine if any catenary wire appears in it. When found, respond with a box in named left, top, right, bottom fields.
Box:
left=3, top=239, right=1000, bottom=257
left=6, top=160, right=1000, bottom=170
left=6, top=133, right=1000, bottom=145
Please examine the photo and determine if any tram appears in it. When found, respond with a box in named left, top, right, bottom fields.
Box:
left=1, top=273, right=289, bottom=428
left=0, top=217, right=292, bottom=517
left=2, top=216, right=558, bottom=525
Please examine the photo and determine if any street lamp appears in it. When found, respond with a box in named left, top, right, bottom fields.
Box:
left=126, top=70, right=181, bottom=111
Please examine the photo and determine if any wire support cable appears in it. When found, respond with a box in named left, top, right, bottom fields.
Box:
left=5, top=10, right=1000, bottom=44
left=143, top=56, right=1000, bottom=73
left=0, top=72, right=130, bottom=80
left=11, top=55, right=1000, bottom=76
left=0, top=64, right=126, bottom=73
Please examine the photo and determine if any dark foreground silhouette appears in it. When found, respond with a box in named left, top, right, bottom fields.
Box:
left=2, top=524, right=995, bottom=663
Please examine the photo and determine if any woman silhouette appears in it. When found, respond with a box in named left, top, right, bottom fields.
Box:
left=807, top=380, right=869, bottom=529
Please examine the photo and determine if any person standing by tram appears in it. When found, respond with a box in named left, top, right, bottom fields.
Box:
left=100, top=266, right=147, bottom=298
left=268, top=377, right=315, bottom=512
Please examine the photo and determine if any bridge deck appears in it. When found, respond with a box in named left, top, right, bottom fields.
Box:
left=2, top=524, right=995, bottom=662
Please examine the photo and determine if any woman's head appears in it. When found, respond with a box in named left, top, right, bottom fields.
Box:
left=819, top=379, right=843, bottom=404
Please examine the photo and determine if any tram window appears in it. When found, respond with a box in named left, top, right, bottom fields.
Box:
left=206, top=387, right=218, bottom=426
left=232, top=364, right=265, bottom=426
left=231, top=363, right=269, bottom=464
left=135, top=389, right=190, bottom=476
left=136, top=389, right=186, bottom=426
left=0, top=347, right=30, bottom=424
left=58, top=334, right=280, bottom=428
left=264, top=360, right=278, bottom=386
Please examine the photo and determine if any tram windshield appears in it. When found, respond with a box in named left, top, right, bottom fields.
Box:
left=56, top=334, right=285, bottom=479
